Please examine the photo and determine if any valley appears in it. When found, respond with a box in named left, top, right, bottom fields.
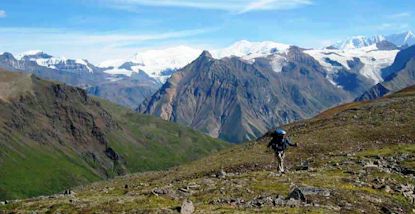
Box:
left=2, top=84, right=414, bottom=213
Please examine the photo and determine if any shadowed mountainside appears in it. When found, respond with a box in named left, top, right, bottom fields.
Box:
left=0, top=69, right=227, bottom=200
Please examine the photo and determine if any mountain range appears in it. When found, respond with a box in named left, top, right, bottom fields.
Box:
left=332, top=31, right=415, bottom=49
left=138, top=42, right=415, bottom=143
left=1, top=31, right=414, bottom=143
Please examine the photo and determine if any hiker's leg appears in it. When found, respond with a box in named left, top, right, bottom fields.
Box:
left=274, top=152, right=279, bottom=171
left=278, top=152, right=285, bottom=173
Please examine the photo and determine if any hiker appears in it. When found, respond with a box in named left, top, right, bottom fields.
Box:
left=267, top=129, right=297, bottom=173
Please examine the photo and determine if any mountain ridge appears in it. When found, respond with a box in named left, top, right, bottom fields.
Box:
left=0, top=68, right=227, bottom=200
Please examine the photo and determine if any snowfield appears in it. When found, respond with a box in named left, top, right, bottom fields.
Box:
left=305, top=45, right=398, bottom=84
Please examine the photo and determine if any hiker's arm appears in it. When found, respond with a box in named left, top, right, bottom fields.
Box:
left=286, top=138, right=297, bottom=147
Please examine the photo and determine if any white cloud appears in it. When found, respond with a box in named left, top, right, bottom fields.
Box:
left=387, top=12, right=411, bottom=19
left=0, top=10, right=6, bottom=18
left=0, top=27, right=216, bottom=63
left=239, top=0, right=312, bottom=13
left=102, top=0, right=312, bottom=13
left=376, top=23, right=410, bottom=31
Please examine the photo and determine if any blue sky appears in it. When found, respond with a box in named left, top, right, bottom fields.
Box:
left=0, top=0, right=414, bottom=63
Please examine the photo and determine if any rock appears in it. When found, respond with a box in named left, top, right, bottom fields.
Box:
left=227, top=173, right=236, bottom=177
left=287, top=188, right=306, bottom=202
left=248, top=196, right=273, bottom=208
left=273, top=196, right=286, bottom=206
left=180, top=199, right=195, bottom=214
left=298, top=186, right=331, bottom=197
left=152, top=188, right=168, bottom=196
left=286, top=198, right=301, bottom=207
left=187, top=184, right=200, bottom=190
left=218, top=170, right=226, bottom=178
left=0, top=201, right=5, bottom=205
left=295, top=161, right=309, bottom=171
left=179, top=188, right=189, bottom=193
left=383, top=185, right=392, bottom=193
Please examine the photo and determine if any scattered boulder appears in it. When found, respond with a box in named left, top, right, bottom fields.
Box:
left=180, top=199, right=195, bottom=214
left=249, top=196, right=274, bottom=208
left=295, top=161, right=309, bottom=171
left=287, top=188, right=306, bottom=202
left=286, top=198, right=301, bottom=207
left=273, top=196, right=286, bottom=206
left=298, top=186, right=331, bottom=197
left=218, top=169, right=226, bottom=178
left=152, top=188, right=168, bottom=196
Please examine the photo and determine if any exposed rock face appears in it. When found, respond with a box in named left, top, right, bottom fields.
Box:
left=139, top=48, right=351, bottom=143
left=357, top=45, right=415, bottom=101
left=0, top=71, right=122, bottom=176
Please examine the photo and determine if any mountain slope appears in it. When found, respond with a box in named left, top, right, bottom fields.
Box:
left=357, top=45, right=415, bottom=101
left=0, top=69, right=227, bottom=200
left=6, top=85, right=415, bottom=213
left=138, top=48, right=351, bottom=143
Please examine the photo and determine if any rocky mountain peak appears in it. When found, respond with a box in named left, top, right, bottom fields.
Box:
left=199, top=50, right=213, bottom=59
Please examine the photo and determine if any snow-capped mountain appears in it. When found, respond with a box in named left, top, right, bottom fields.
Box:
left=100, top=41, right=292, bottom=82
left=18, top=50, right=96, bottom=73
left=212, top=40, right=291, bottom=59
left=333, top=35, right=385, bottom=50
left=332, top=31, right=415, bottom=50
left=0, top=51, right=161, bottom=109
left=100, top=46, right=203, bottom=83
left=385, top=31, right=415, bottom=48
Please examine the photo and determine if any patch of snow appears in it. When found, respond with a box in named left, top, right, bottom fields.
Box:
left=269, top=55, right=287, bottom=73
left=305, top=47, right=398, bottom=84
left=17, top=50, right=44, bottom=59
left=333, top=35, right=385, bottom=50
left=213, top=40, right=290, bottom=59
left=106, top=76, right=124, bottom=82
left=103, top=68, right=134, bottom=76
left=101, top=46, right=202, bottom=82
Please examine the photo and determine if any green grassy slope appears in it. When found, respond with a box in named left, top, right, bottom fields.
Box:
left=3, top=85, right=414, bottom=213
left=101, top=99, right=230, bottom=172
left=0, top=69, right=228, bottom=200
